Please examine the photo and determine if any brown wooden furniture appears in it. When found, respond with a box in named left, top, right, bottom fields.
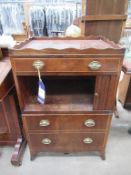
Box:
left=85, top=0, right=128, bottom=15
left=0, top=49, right=26, bottom=166
left=9, top=36, right=125, bottom=160
left=118, top=59, right=131, bottom=134
left=81, top=0, right=128, bottom=43
left=119, top=60, right=131, bottom=108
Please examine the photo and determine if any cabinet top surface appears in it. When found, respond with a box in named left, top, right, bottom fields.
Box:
left=15, top=37, right=121, bottom=50
left=9, top=36, right=125, bottom=56
left=17, top=39, right=119, bottom=50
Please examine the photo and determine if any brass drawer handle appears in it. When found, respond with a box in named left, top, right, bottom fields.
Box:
left=83, top=138, right=93, bottom=144
left=39, top=120, right=50, bottom=127
left=42, top=138, right=52, bottom=145
left=88, top=61, right=102, bottom=71
left=84, top=119, right=95, bottom=127
left=94, top=92, right=99, bottom=97
left=33, top=60, right=44, bottom=70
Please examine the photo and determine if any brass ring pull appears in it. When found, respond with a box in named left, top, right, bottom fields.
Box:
left=33, top=60, right=44, bottom=70
left=94, top=92, right=99, bottom=97
left=39, top=120, right=50, bottom=127
left=41, top=138, right=52, bottom=145
left=83, top=138, right=93, bottom=144
left=88, top=61, right=102, bottom=71
left=84, top=119, right=95, bottom=127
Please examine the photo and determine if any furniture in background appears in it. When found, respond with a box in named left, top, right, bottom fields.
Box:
left=9, top=36, right=125, bottom=160
left=0, top=48, right=26, bottom=166
left=81, top=0, right=128, bottom=43
left=119, top=60, right=131, bottom=109
left=118, top=59, right=131, bottom=134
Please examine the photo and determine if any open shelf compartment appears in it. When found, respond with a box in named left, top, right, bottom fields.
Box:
left=18, top=76, right=96, bottom=113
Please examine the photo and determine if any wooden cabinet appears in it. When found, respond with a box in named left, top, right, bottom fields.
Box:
left=9, top=36, right=125, bottom=160
left=0, top=56, right=26, bottom=166
left=0, top=59, right=20, bottom=143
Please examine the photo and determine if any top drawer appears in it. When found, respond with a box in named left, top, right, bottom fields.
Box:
left=12, top=57, right=121, bottom=75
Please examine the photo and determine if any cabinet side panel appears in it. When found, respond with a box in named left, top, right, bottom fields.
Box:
left=10, top=58, right=25, bottom=110
left=0, top=102, right=9, bottom=133
left=105, top=75, right=120, bottom=110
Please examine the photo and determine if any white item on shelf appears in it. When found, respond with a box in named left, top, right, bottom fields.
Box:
left=0, top=35, right=16, bottom=48
left=65, top=24, right=81, bottom=37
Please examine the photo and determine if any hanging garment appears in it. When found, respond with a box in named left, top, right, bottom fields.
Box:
left=43, top=9, right=48, bottom=36
left=0, top=3, right=23, bottom=34
left=29, top=6, right=48, bottom=37
left=29, top=2, right=81, bottom=37
left=46, top=4, right=81, bottom=37
left=0, top=19, right=3, bottom=35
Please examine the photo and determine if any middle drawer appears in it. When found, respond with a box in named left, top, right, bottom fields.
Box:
left=23, top=114, right=111, bottom=132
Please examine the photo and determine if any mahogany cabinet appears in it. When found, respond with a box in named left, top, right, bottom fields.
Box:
left=9, top=36, right=125, bottom=160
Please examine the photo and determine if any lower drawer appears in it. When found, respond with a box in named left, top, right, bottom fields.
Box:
left=28, top=132, right=106, bottom=152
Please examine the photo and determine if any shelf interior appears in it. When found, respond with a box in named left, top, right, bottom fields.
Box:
left=18, top=76, right=96, bottom=113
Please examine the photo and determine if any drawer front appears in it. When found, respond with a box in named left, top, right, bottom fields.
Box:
left=28, top=132, right=105, bottom=152
left=13, top=57, right=120, bottom=74
left=24, top=114, right=111, bottom=132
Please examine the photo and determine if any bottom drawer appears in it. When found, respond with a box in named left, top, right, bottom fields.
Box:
left=28, top=132, right=106, bottom=152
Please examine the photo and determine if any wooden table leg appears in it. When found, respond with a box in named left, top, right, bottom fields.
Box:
left=11, top=137, right=26, bottom=166
left=30, top=153, right=37, bottom=161
left=100, top=150, right=106, bottom=160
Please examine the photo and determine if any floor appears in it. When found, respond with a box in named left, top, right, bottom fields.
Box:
left=0, top=101, right=131, bottom=175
